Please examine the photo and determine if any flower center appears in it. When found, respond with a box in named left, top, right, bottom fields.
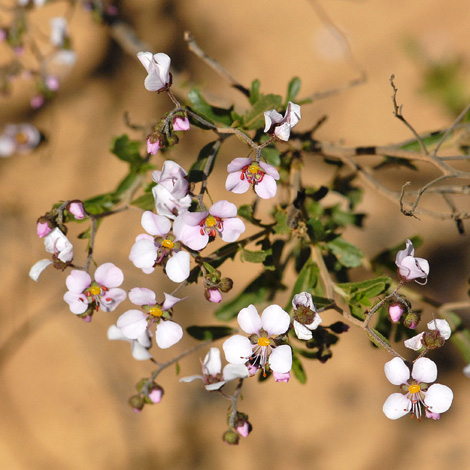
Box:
left=161, top=239, right=174, bottom=249
left=242, top=162, right=265, bottom=185
left=200, top=215, right=223, bottom=237
left=205, top=216, right=217, bottom=228
left=149, top=307, right=163, bottom=317
left=89, top=286, right=101, bottom=296
left=15, top=132, right=28, bottom=145
left=257, top=337, right=270, bottom=347
left=408, top=384, right=421, bottom=394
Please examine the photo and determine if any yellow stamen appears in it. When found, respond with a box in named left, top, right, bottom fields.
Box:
left=89, top=286, right=101, bottom=296
left=408, top=384, right=421, bottom=394
left=149, top=307, right=163, bottom=317
left=15, top=132, right=28, bottom=145
left=205, top=216, right=217, bottom=228
left=248, top=163, right=260, bottom=174
left=161, top=239, right=174, bottom=249
left=257, top=337, right=270, bottom=347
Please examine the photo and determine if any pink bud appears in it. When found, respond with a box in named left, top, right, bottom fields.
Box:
left=147, top=137, right=161, bottom=155
left=206, top=287, right=222, bottom=303
left=388, top=302, right=404, bottom=323
left=148, top=386, right=164, bottom=404
left=37, top=221, right=52, bottom=238
left=0, top=30, right=6, bottom=42
left=68, top=201, right=86, bottom=219
left=273, top=371, right=291, bottom=383
left=46, top=75, right=60, bottom=91
left=236, top=422, right=250, bottom=437
left=31, top=95, right=45, bottom=109
left=172, top=116, right=190, bottom=131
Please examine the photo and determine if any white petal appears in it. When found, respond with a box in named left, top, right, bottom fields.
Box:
left=29, top=259, right=52, bottom=281
left=116, top=310, right=147, bottom=339
left=268, top=345, right=292, bottom=373
left=404, top=333, right=424, bottom=351
left=427, top=319, right=451, bottom=340
left=237, top=305, right=262, bottom=334
left=411, top=357, right=437, bottom=383
left=424, top=383, right=453, bottom=413
left=179, top=375, right=204, bottom=383
left=107, top=325, right=128, bottom=341
left=131, top=342, right=153, bottom=361
left=129, top=287, right=156, bottom=306
left=155, top=321, right=183, bottom=349
left=205, top=381, right=227, bottom=391
left=223, top=335, right=252, bottom=364
left=166, top=251, right=190, bottom=282
left=203, top=347, right=222, bottom=376
left=384, top=357, right=410, bottom=385
left=261, top=305, right=290, bottom=336
left=222, top=364, right=249, bottom=381
left=293, top=320, right=313, bottom=340
left=383, top=393, right=410, bottom=419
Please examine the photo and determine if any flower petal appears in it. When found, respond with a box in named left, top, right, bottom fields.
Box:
left=220, top=217, right=245, bottom=243
left=254, top=175, right=278, bottom=199
left=222, top=363, right=249, bottom=381
left=383, top=393, right=410, bottom=419
left=384, top=357, right=410, bottom=385
left=209, top=200, right=238, bottom=219
left=424, top=383, right=453, bottom=413
left=155, top=321, right=183, bottom=349
left=225, top=172, right=250, bottom=194
left=411, top=357, right=437, bottom=383
left=269, top=344, right=292, bottom=373
left=427, top=319, right=451, bottom=340
left=223, top=335, right=252, bottom=365
left=129, top=287, right=157, bottom=306
left=404, top=333, right=424, bottom=351
left=203, top=347, right=222, bottom=376
left=141, top=211, right=171, bottom=236
left=165, top=250, right=190, bottom=282
left=261, top=304, right=290, bottom=336
left=94, top=263, right=124, bottom=288
left=65, top=270, right=91, bottom=293
left=116, top=310, right=148, bottom=339
left=29, top=259, right=52, bottom=281
left=293, top=320, right=313, bottom=340
left=237, top=305, right=262, bottom=334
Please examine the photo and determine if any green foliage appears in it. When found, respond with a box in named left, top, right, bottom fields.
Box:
left=285, top=77, right=302, bottom=105
left=291, top=352, right=307, bottom=384
left=188, top=140, right=220, bottom=183
left=241, top=93, right=283, bottom=130
left=239, top=247, right=271, bottom=264
left=186, top=325, right=236, bottom=341
left=326, top=237, right=363, bottom=268
left=187, top=88, right=234, bottom=126
left=111, top=135, right=143, bottom=166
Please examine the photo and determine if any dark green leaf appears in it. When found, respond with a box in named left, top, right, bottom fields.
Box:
left=261, top=146, right=281, bottom=166
left=186, top=325, right=236, bottom=341
left=291, top=352, right=307, bottom=384
left=188, top=140, right=220, bottom=183
left=241, top=94, right=283, bottom=130
left=249, top=79, right=261, bottom=105
left=187, top=88, right=233, bottom=126
left=239, top=247, right=271, bottom=264
left=326, top=238, right=363, bottom=268
left=306, top=218, right=325, bottom=242
left=337, top=276, right=392, bottom=298
left=273, top=209, right=290, bottom=235
left=111, top=135, right=142, bottom=165
left=112, top=171, right=138, bottom=200
left=286, top=77, right=301, bottom=104
left=130, top=193, right=155, bottom=211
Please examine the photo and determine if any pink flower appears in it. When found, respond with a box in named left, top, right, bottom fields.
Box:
left=129, top=211, right=190, bottom=283
left=107, top=324, right=153, bottom=361
left=264, top=101, right=301, bottom=141
left=205, top=287, right=222, bottom=303
left=225, top=158, right=280, bottom=199
left=152, top=160, right=191, bottom=219
left=173, top=200, right=246, bottom=251
left=395, top=239, right=429, bottom=284
left=383, top=357, right=453, bottom=420
left=67, top=201, right=85, bottom=219
left=388, top=302, right=404, bottom=323
left=137, top=51, right=171, bottom=92
left=147, top=136, right=161, bottom=155
left=3, top=123, right=41, bottom=154
left=116, top=288, right=183, bottom=349
left=63, top=263, right=126, bottom=314
left=46, top=75, right=60, bottom=91
left=43, top=227, right=73, bottom=263
left=148, top=385, right=164, bottom=404
left=172, top=116, right=190, bottom=131
left=36, top=221, right=52, bottom=238
left=223, top=304, right=292, bottom=375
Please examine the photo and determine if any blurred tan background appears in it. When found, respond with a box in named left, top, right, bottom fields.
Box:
left=1, top=1, right=470, bottom=469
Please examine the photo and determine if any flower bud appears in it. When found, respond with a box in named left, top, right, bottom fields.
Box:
left=148, top=384, right=164, bottom=404
left=37, top=221, right=53, bottom=238
left=205, top=287, right=222, bottom=303
left=146, top=134, right=161, bottom=155
left=219, top=277, right=233, bottom=293
left=388, top=302, right=405, bottom=323
left=172, top=116, right=190, bottom=132
left=129, top=394, right=145, bottom=412
left=421, top=330, right=446, bottom=349
left=46, top=75, right=60, bottom=92
left=31, top=95, right=45, bottom=109
left=67, top=201, right=86, bottom=220
left=222, top=429, right=240, bottom=445
left=403, top=311, right=421, bottom=329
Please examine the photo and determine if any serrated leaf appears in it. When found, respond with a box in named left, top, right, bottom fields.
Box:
left=326, top=238, right=363, bottom=268
left=286, top=77, right=301, bottom=104
left=130, top=193, right=155, bottom=211
left=242, top=94, right=283, bottom=130
left=239, top=248, right=270, bottom=263
left=291, top=353, right=307, bottom=384
left=111, top=135, right=142, bottom=165
left=187, top=88, right=233, bottom=126
left=188, top=140, right=220, bottom=183
left=186, top=325, right=236, bottom=341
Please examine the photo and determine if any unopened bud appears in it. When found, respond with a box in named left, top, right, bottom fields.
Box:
left=403, top=311, right=421, bottom=329
left=37, top=220, right=53, bottom=238
left=205, top=287, right=222, bottom=303
left=222, top=429, right=240, bottom=445
left=148, top=384, right=164, bottom=404
left=219, top=277, right=233, bottom=293
left=67, top=201, right=86, bottom=220
left=388, top=302, right=405, bottom=323
left=172, top=116, right=190, bottom=132
left=129, top=394, right=145, bottom=412
left=146, top=134, right=162, bottom=155
left=422, top=330, right=446, bottom=349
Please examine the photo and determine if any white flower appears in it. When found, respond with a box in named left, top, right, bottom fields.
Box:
left=292, top=292, right=322, bottom=340
left=395, top=239, right=429, bottom=284
left=263, top=101, right=301, bottom=141
left=383, top=357, right=453, bottom=420
left=107, top=325, right=153, bottom=361
left=179, top=347, right=249, bottom=391
left=50, top=17, right=69, bottom=48
left=404, top=319, right=451, bottom=351
left=223, top=304, right=292, bottom=375
left=137, top=52, right=171, bottom=92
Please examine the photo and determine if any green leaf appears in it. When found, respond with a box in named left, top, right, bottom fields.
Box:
left=260, top=146, right=281, bottom=166
left=112, top=171, right=138, bottom=200
left=337, top=276, right=392, bottom=299
left=239, top=247, right=271, bottom=264
left=187, top=88, right=233, bottom=126
left=175, top=362, right=180, bottom=375
left=291, top=353, right=307, bottom=384
left=326, top=238, right=363, bottom=268
left=241, top=94, right=283, bottom=130
left=130, top=192, right=155, bottom=211
left=186, top=325, right=236, bottom=341
left=273, top=209, right=290, bottom=235
left=285, top=259, right=319, bottom=312
left=188, top=140, right=220, bottom=183
left=286, top=77, right=301, bottom=104
left=237, top=204, right=260, bottom=225
left=249, top=79, right=261, bottom=105
left=83, top=193, right=114, bottom=214
left=306, top=218, right=325, bottom=243
left=111, top=135, right=142, bottom=165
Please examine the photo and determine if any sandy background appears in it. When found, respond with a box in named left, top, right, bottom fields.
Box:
left=1, top=1, right=470, bottom=469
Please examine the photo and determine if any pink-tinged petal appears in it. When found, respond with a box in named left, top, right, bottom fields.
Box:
left=286, top=102, right=301, bottom=127
left=135, top=233, right=154, bottom=242
left=173, top=116, right=190, bottom=131
left=404, top=333, right=424, bottom=351
left=269, top=344, right=292, bottom=373
left=181, top=225, right=209, bottom=251
left=37, top=222, right=52, bottom=238
left=264, top=109, right=283, bottom=131
left=223, top=335, right=252, bottom=365
left=237, top=305, right=262, bottom=334
left=383, top=393, right=410, bottom=419
left=204, top=347, right=222, bottom=376
left=100, top=288, right=127, bottom=312
left=293, top=293, right=314, bottom=310
left=222, top=363, right=249, bottom=381
left=117, top=310, right=147, bottom=339
left=273, top=371, right=291, bottom=383
left=225, top=172, right=250, bottom=194
left=220, top=218, right=245, bottom=243
left=166, top=251, right=191, bottom=282
left=274, top=122, right=291, bottom=141
left=29, top=259, right=52, bottom=281
left=427, top=319, right=451, bottom=340
left=424, top=384, right=453, bottom=413
left=162, top=292, right=183, bottom=310
left=399, top=256, right=429, bottom=281
left=141, top=211, right=171, bottom=236
left=293, top=320, right=313, bottom=340
left=129, top=239, right=157, bottom=269
left=254, top=176, right=278, bottom=199
left=227, top=157, right=252, bottom=173
left=153, top=53, right=171, bottom=80
left=384, top=357, right=410, bottom=385
left=44, top=228, right=74, bottom=262
left=411, top=357, right=437, bottom=383
left=95, top=263, right=124, bottom=288
left=129, top=287, right=156, bottom=306
left=210, top=200, right=238, bottom=219
left=261, top=305, right=290, bottom=336
left=66, top=270, right=92, bottom=293
left=179, top=374, right=204, bottom=384
left=155, top=321, right=183, bottom=349
left=258, top=161, right=280, bottom=179
left=64, top=291, right=89, bottom=314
